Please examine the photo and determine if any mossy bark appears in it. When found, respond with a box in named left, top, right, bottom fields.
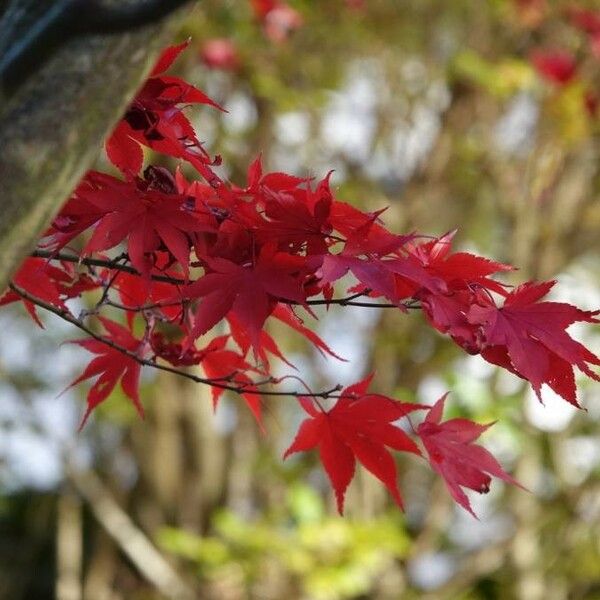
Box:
left=0, top=3, right=192, bottom=290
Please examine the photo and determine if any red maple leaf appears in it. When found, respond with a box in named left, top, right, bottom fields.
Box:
left=150, top=331, right=202, bottom=367
left=1, top=258, right=96, bottom=327
left=114, top=267, right=183, bottom=328
left=245, top=155, right=307, bottom=194
left=181, top=245, right=307, bottom=348
left=320, top=212, right=419, bottom=302
left=417, top=393, right=521, bottom=517
left=68, top=317, right=145, bottom=428
left=329, top=201, right=398, bottom=246
left=149, top=330, right=262, bottom=424
left=81, top=169, right=215, bottom=279
left=227, top=311, right=296, bottom=369
left=404, top=232, right=513, bottom=353
left=44, top=176, right=112, bottom=251
left=419, top=287, right=490, bottom=354
left=284, top=375, right=425, bottom=514
left=225, top=303, right=345, bottom=370
left=408, top=230, right=513, bottom=295
left=106, top=41, right=223, bottom=177
left=251, top=164, right=333, bottom=256
left=467, top=280, right=600, bottom=407
left=197, top=335, right=263, bottom=425
left=271, top=304, right=345, bottom=360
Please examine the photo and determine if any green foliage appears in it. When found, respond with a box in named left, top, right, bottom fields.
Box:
left=158, top=483, right=410, bottom=599
left=453, top=50, right=535, bottom=98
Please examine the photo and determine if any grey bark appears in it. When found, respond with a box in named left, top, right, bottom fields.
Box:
left=0, top=1, right=195, bottom=290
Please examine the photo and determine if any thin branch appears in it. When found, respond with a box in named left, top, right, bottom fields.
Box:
left=95, top=256, right=128, bottom=310
left=31, top=249, right=422, bottom=310
left=67, top=468, right=195, bottom=600
left=33, top=249, right=184, bottom=285
left=104, top=299, right=186, bottom=313
left=9, top=283, right=349, bottom=401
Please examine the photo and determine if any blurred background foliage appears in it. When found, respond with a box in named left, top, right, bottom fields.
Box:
left=1, top=0, right=600, bottom=598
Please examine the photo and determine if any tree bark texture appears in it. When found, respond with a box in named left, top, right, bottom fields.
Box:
left=0, top=1, right=195, bottom=290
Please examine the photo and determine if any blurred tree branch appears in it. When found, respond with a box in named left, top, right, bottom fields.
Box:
left=68, top=468, right=195, bottom=600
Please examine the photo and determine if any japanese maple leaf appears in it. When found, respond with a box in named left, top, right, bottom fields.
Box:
left=114, top=261, right=184, bottom=327
left=150, top=332, right=202, bottom=367
left=320, top=209, right=442, bottom=304
left=328, top=202, right=420, bottom=286
left=197, top=335, right=263, bottom=425
left=68, top=318, right=145, bottom=429
left=418, top=287, right=489, bottom=355
left=403, top=233, right=513, bottom=353
left=81, top=169, right=215, bottom=279
left=284, top=375, right=425, bottom=514
left=227, top=312, right=296, bottom=369
left=320, top=214, right=418, bottom=302
left=245, top=155, right=307, bottom=194
left=467, top=280, right=600, bottom=407
left=408, top=231, right=513, bottom=295
left=417, top=394, right=521, bottom=517
left=244, top=157, right=324, bottom=246
left=328, top=202, right=416, bottom=261
left=44, top=176, right=113, bottom=251
left=106, top=41, right=223, bottom=177
left=150, top=331, right=261, bottom=424
left=271, top=304, right=345, bottom=360
left=320, top=253, right=396, bottom=299
left=226, top=304, right=344, bottom=370
left=181, top=246, right=307, bottom=348
left=249, top=164, right=332, bottom=255
left=0, top=258, right=85, bottom=327
left=380, top=231, right=511, bottom=302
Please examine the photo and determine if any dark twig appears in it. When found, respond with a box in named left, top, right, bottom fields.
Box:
left=95, top=256, right=128, bottom=309
left=9, top=283, right=354, bottom=401
left=104, top=299, right=186, bottom=313
left=31, top=249, right=423, bottom=310
left=32, top=249, right=185, bottom=285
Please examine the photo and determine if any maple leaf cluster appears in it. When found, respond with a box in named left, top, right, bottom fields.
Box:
left=521, top=2, right=600, bottom=115
left=3, top=42, right=598, bottom=517
left=200, top=1, right=303, bottom=74
left=250, top=0, right=303, bottom=43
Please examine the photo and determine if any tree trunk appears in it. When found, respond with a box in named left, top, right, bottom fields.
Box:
left=0, top=1, right=195, bottom=289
